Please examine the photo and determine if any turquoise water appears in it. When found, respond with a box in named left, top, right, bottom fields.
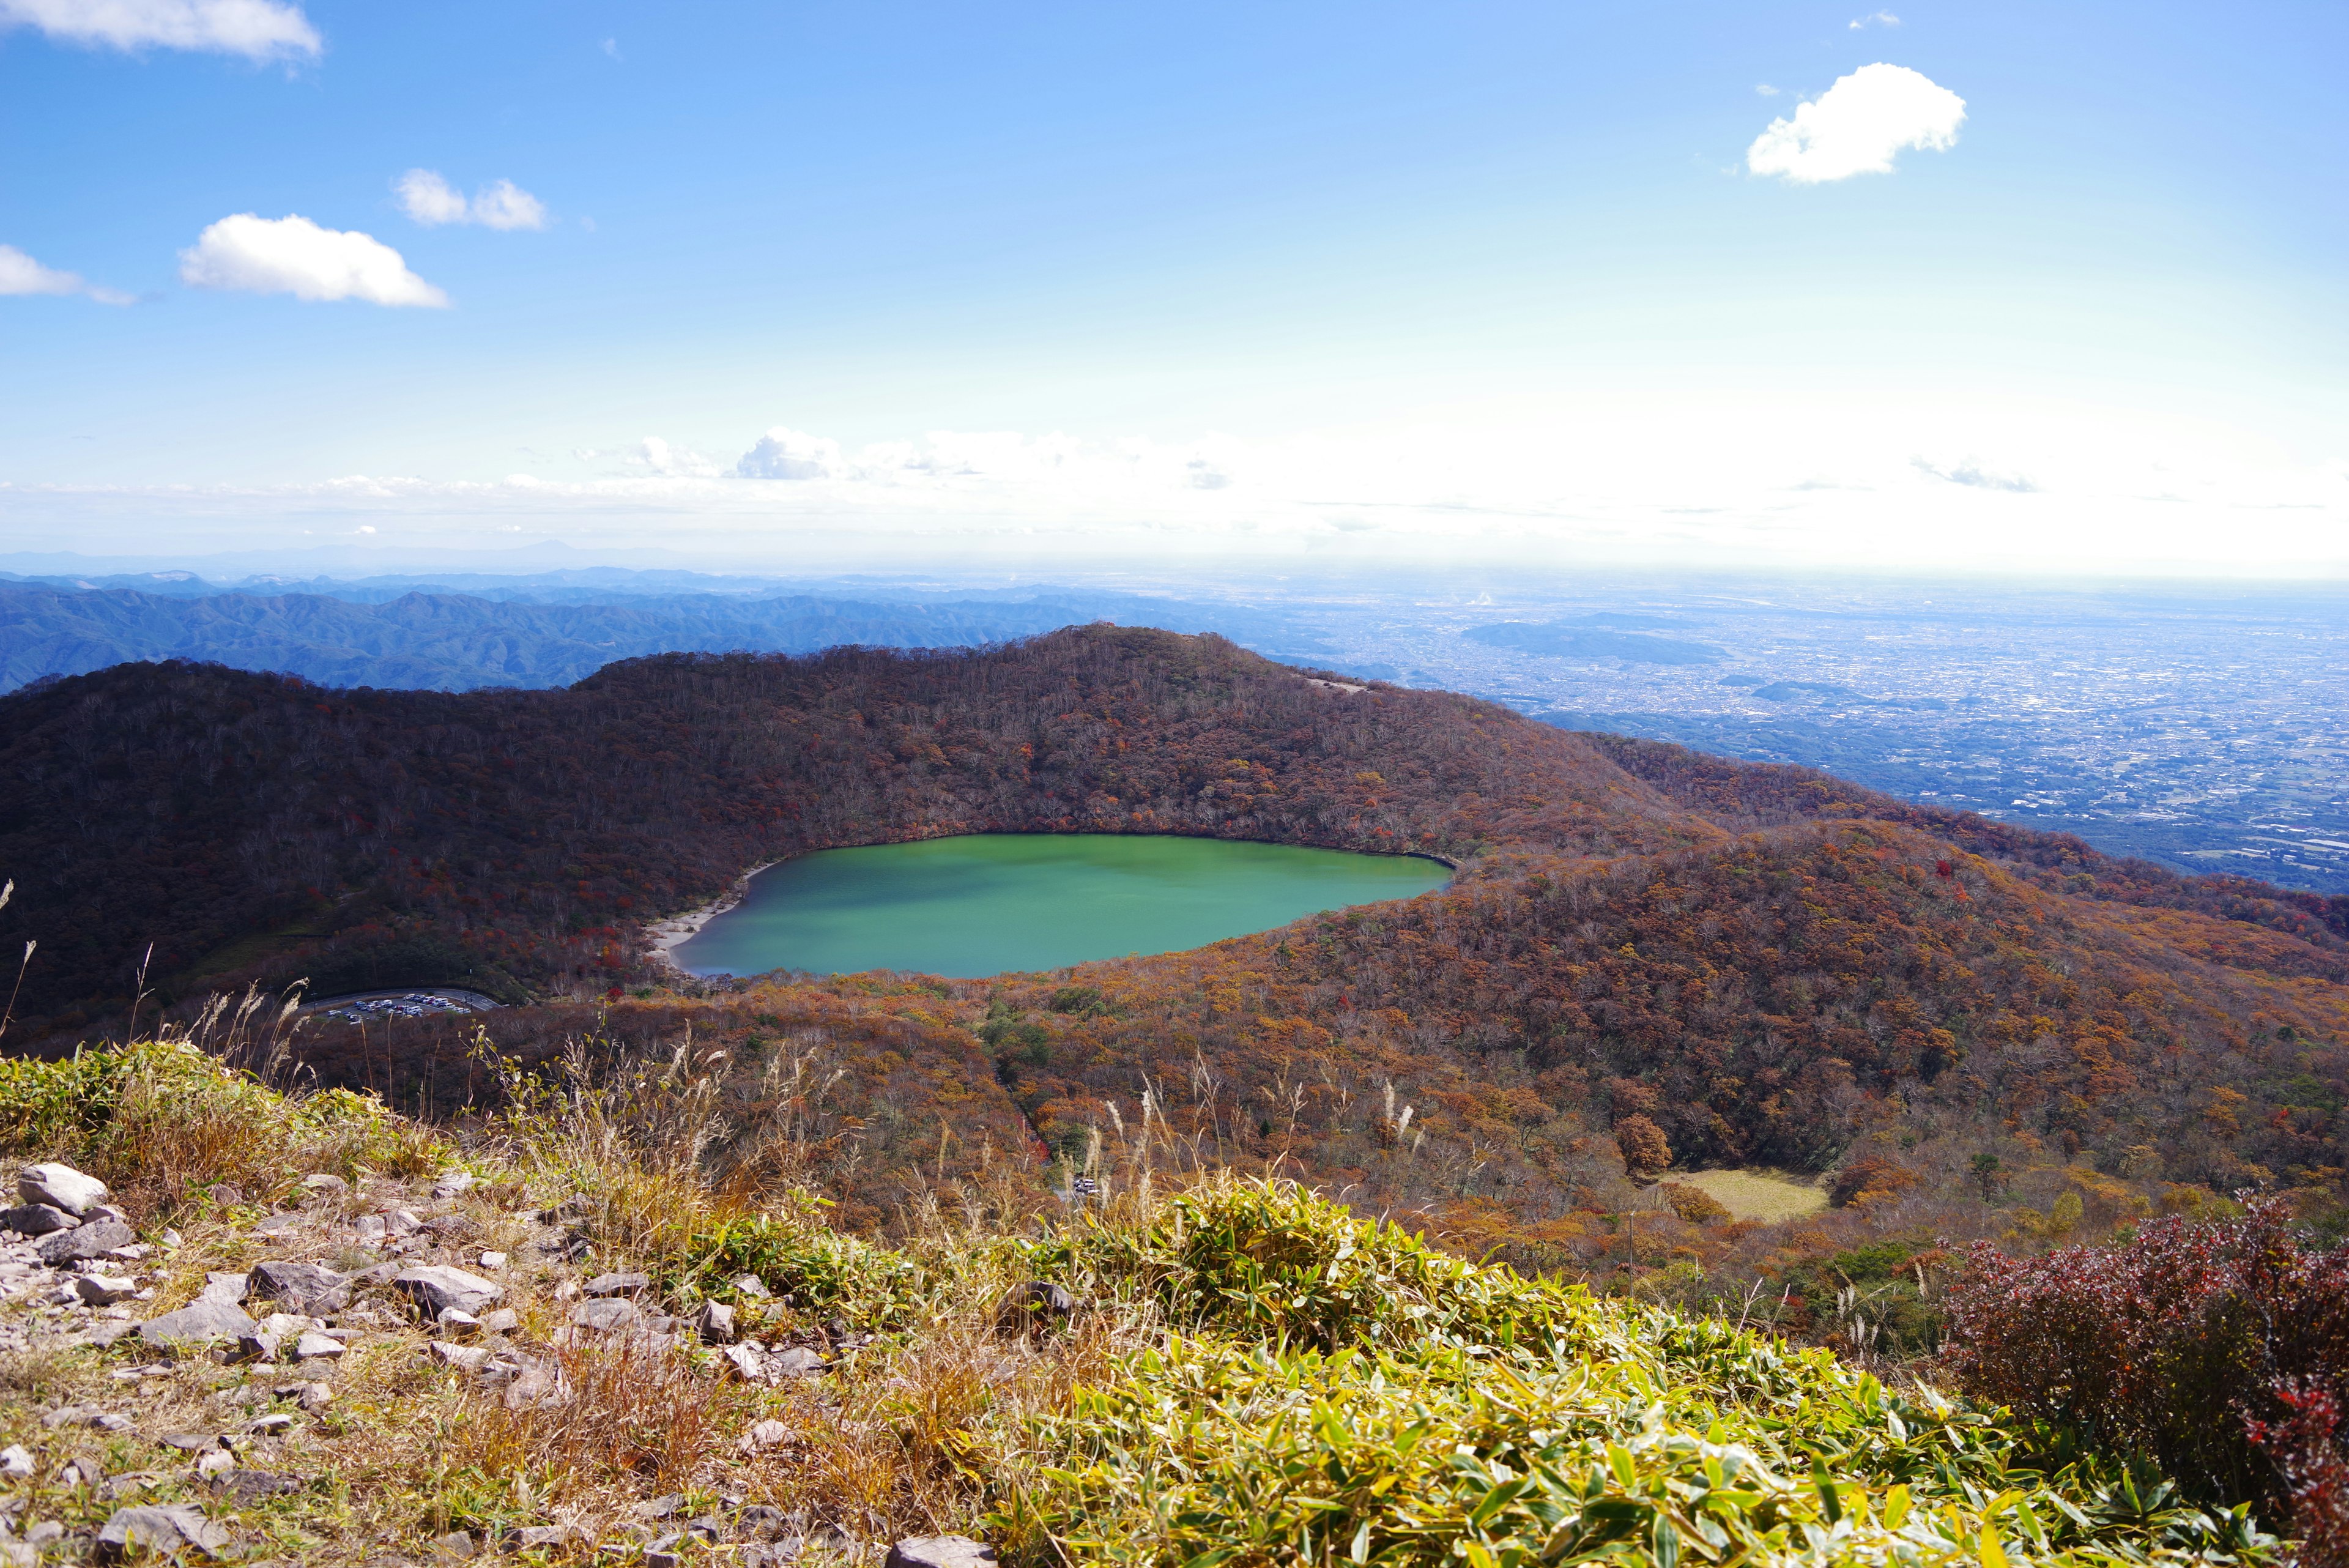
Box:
left=670, top=833, right=1450, bottom=978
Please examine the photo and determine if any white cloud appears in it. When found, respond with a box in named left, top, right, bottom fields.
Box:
left=0, top=242, right=132, bottom=304
left=1912, top=455, right=2038, bottom=492
left=600, top=35, right=618, bottom=59
left=178, top=214, right=448, bottom=307
left=470, top=180, right=547, bottom=231
left=394, top=169, right=469, bottom=226
left=1754, top=84, right=1780, bottom=97
left=623, top=436, right=722, bottom=477
left=0, top=0, right=319, bottom=60
left=735, top=427, right=845, bottom=480
left=1746, top=63, right=1965, bottom=184
left=1849, top=10, right=1900, bottom=28
left=396, top=170, right=547, bottom=231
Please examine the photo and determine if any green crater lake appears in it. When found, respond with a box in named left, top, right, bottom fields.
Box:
left=670, top=833, right=1451, bottom=978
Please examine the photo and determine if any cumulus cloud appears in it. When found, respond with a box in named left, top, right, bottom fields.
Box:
left=1746, top=62, right=1965, bottom=184
left=396, top=170, right=547, bottom=230
left=0, top=242, right=131, bottom=303
left=1849, top=10, right=1899, bottom=28
left=623, top=436, right=722, bottom=477
left=0, top=0, right=320, bottom=60
left=1912, top=455, right=2038, bottom=492
left=736, top=427, right=845, bottom=480
left=179, top=214, right=448, bottom=307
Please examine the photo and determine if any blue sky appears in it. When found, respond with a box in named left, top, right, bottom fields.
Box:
left=2, top=0, right=2343, bottom=575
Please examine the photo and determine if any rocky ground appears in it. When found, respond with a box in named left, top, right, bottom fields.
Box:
left=0, top=1162, right=989, bottom=1567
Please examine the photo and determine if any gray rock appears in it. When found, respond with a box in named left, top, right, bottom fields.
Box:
left=0, top=1443, right=32, bottom=1478
left=887, top=1535, right=996, bottom=1568
left=730, top=1273, right=771, bottom=1299
left=293, top=1332, right=344, bottom=1360
left=299, top=1173, right=349, bottom=1195
left=2, top=1202, right=78, bottom=1235
left=95, top=1502, right=228, bottom=1560
left=478, top=1307, right=519, bottom=1334
left=158, top=1432, right=226, bottom=1452
left=429, top=1171, right=477, bottom=1200
left=393, top=1265, right=503, bottom=1317
left=426, top=1527, right=477, bottom=1560
left=18, top=1161, right=108, bottom=1216
left=247, top=1260, right=349, bottom=1316
left=210, top=1468, right=299, bottom=1504
left=584, top=1270, right=650, bottom=1297
left=229, top=1331, right=281, bottom=1364
left=37, top=1218, right=135, bottom=1265
left=515, top=1525, right=585, bottom=1550
left=437, top=1309, right=481, bottom=1337
left=570, top=1298, right=638, bottom=1333
left=140, top=1299, right=259, bottom=1350
left=196, top=1271, right=248, bottom=1306
left=769, top=1346, right=826, bottom=1378
left=75, top=1273, right=139, bottom=1305
left=428, top=1342, right=495, bottom=1373
left=696, top=1301, right=738, bottom=1344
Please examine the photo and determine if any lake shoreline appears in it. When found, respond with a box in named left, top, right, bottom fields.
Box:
left=644, top=860, right=781, bottom=976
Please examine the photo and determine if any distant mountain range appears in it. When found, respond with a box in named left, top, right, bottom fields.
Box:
left=0, top=574, right=1329, bottom=691
left=1461, top=618, right=1724, bottom=665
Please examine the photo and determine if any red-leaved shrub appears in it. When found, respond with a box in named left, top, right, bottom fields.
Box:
left=1943, top=1197, right=2349, bottom=1540
left=2248, top=1381, right=2349, bottom=1568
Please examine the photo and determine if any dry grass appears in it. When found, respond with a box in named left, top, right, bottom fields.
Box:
left=1673, top=1166, right=1828, bottom=1223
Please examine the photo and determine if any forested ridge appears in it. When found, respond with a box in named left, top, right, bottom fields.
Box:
left=3, top=625, right=2346, bottom=1268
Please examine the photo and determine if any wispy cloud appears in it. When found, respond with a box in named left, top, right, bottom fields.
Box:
left=179, top=214, right=448, bottom=307
left=0, top=0, right=320, bottom=61
left=0, top=243, right=132, bottom=304
left=1849, top=10, right=1900, bottom=28
left=1755, top=83, right=1780, bottom=97
left=1912, top=455, right=2038, bottom=492
left=396, top=170, right=548, bottom=231
left=1747, top=62, right=1965, bottom=183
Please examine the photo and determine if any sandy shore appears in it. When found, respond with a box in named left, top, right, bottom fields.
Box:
left=644, top=861, right=779, bottom=976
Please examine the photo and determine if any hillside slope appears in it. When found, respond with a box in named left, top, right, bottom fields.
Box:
left=2, top=628, right=2345, bottom=1256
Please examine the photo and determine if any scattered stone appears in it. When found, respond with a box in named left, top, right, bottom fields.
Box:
left=256, top=1311, right=319, bottom=1340
left=75, top=1273, right=140, bottom=1306
left=45, top=1406, right=133, bottom=1433
left=196, top=1449, right=236, bottom=1479
left=729, top=1273, right=771, bottom=1299
left=721, top=1343, right=766, bottom=1381
left=0, top=1443, right=33, bottom=1477
left=61, top=1455, right=104, bottom=1488
left=36, top=1219, right=136, bottom=1266
left=478, top=1308, right=519, bottom=1335
left=229, top=1331, right=281, bottom=1364
left=428, top=1342, right=495, bottom=1373
left=196, top=1271, right=249, bottom=1307
left=568, top=1299, right=638, bottom=1333
left=273, top=1381, right=334, bottom=1413
left=158, top=1432, right=226, bottom=1452
left=300, top=1173, right=349, bottom=1196
left=210, top=1468, right=299, bottom=1504
left=1, top=1203, right=78, bottom=1236
left=477, top=1251, right=507, bottom=1270
left=583, top=1271, right=649, bottom=1297
left=294, top=1332, right=345, bottom=1361
left=637, top=1495, right=685, bottom=1520
left=514, top=1525, right=584, bottom=1550
left=995, top=1280, right=1074, bottom=1336
left=248, top=1260, right=350, bottom=1316
left=429, top=1172, right=477, bottom=1200
left=141, top=1300, right=259, bottom=1351
left=696, top=1301, right=738, bottom=1344
left=243, top=1413, right=295, bottom=1436
left=436, top=1310, right=480, bottom=1337
left=159, top=1228, right=183, bottom=1249
left=741, top=1419, right=791, bottom=1451
left=18, top=1162, right=108, bottom=1216
left=426, top=1528, right=476, bottom=1561
left=886, top=1536, right=998, bottom=1568
left=94, top=1502, right=228, bottom=1561
left=251, top=1213, right=306, bottom=1238
left=392, top=1266, right=503, bottom=1318
left=769, top=1347, right=826, bottom=1378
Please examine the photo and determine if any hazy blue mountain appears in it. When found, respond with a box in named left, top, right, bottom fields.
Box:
left=0, top=581, right=1326, bottom=692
